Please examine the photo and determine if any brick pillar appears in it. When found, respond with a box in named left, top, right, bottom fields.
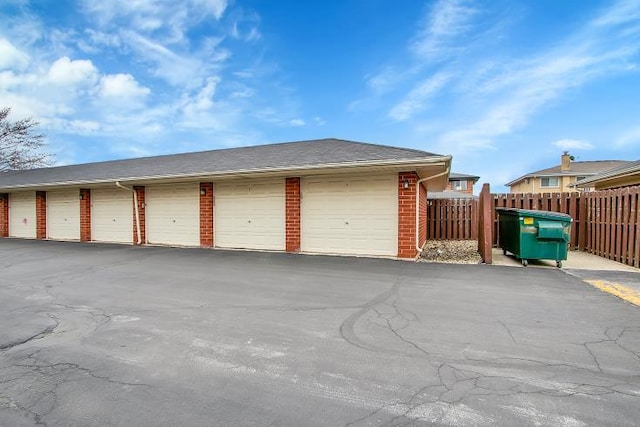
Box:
left=398, top=172, right=419, bottom=258
left=285, top=177, right=301, bottom=252
left=80, top=189, right=91, bottom=242
left=133, top=186, right=146, bottom=245
left=200, top=182, right=214, bottom=247
left=36, top=191, right=47, bottom=239
left=418, top=180, right=427, bottom=248
left=0, top=194, right=8, bottom=237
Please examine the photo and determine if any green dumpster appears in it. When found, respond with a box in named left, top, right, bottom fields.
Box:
left=496, top=208, right=572, bottom=267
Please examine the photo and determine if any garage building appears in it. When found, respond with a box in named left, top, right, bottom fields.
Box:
left=0, top=138, right=451, bottom=258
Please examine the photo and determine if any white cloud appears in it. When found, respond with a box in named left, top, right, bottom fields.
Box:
left=313, top=116, right=326, bottom=126
left=434, top=0, right=640, bottom=153
left=230, top=12, right=262, bottom=42
left=289, top=119, right=305, bottom=127
left=591, top=0, right=640, bottom=27
left=82, top=0, right=228, bottom=42
left=411, top=0, right=478, bottom=61
left=0, top=38, right=29, bottom=70
left=388, top=72, right=452, bottom=121
left=185, top=76, right=220, bottom=112
left=99, top=73, right=150, bottom=99
left=553, top=139, right=594, bottom=150
left=615, top=125, right=640, bottom=147
left=47, top=56, right=98, bottom=87
left=121, top=31, right=229, bottom=88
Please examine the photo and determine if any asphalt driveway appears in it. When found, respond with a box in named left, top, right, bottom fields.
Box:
left=1, top=240, right=639, bottom=426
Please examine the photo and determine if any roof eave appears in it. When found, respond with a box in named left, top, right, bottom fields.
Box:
left=0, top=155, right=452, bottom=191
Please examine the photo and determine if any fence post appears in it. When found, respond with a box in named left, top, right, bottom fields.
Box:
left=578, top=192, right=587, bottom=251
left=477, top=183, right=493, bottom=264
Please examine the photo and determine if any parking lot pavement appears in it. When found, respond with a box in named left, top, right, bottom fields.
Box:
left=1, top=240, right=639, bottom=426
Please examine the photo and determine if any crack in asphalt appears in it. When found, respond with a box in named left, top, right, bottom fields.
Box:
left=1, top=350, right=150, bottom=426
left=497, top=320, right=517, bottom=345
left=339, top=281, right=404, bottom=353
left=339, top=280, right=431, bottom=357
left=0, top=314, right=59, bottom=351
left=344, top=331, right=640, bottom=426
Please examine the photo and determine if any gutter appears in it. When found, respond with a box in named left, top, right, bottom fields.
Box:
left=415, top=164, right=451, bottom=255
left=115, top=181, right=142, bottom=245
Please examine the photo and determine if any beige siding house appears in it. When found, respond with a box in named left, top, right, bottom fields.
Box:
left=507, top=152, right=629, bottom=194
left=574, top=160, right=640, bottom=191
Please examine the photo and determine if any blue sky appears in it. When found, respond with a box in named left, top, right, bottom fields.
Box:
left=1, top=0, right=639, bottom=192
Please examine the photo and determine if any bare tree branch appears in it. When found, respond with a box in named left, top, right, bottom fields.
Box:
left=0, top=107, right=52, bottom=171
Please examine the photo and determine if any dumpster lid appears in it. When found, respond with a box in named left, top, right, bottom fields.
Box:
left=495, top=207, right=573, bottom=222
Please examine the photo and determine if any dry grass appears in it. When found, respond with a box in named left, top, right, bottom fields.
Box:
left=419, top=240, right=481, bottom=264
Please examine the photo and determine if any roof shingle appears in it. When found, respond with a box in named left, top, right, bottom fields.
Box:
left=0, top=138, right=445, bottom=189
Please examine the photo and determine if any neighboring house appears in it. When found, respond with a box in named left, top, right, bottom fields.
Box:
left=446, top=172, right=480, bottom=194
left=506, top=152, right=629, bottom=194
left=573, top=159, right=640, bottom=191
left=0, top=138, right=451, bottom=259
left=428, top=172, right=480, bottom=199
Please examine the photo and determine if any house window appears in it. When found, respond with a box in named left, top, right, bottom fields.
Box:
left=451, top=180, right=468, bottom=191
left=540, top=177, right=559, bottom=188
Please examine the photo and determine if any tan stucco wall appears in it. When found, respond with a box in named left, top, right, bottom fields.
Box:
left=509, top=176, right=581, bottom=194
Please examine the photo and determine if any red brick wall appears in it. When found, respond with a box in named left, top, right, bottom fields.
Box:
left=446, top=179, right=474, bottom=194
left=0, top=194, right=8, bottom=237
left=419, top=182, right=427, bottom=247
left=398, top=172, right=419, bottom=258
left=80, top=189, right=91, bottom=242
left=200, top=182, right=214, bottom=247
left=36, top=191, right=46, bottom=239
left=285, top=177, right=301, bottom=252
left=133, top=186, right=146, bottom=244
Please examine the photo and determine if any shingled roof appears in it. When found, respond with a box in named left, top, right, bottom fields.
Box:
left=0, top=138, right=449, bottom=190
left=574, top=159, right=640, bottom=187
left=449, top=172, right=480, bottom=182
left=506, top=160, right=630, bottom=186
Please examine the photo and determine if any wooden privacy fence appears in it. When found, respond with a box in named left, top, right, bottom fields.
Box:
left=426, top=185, right=640, bottom=268
left=426, top=198, right=477, bottom=240
left=582, top=187, right=640, bottom=267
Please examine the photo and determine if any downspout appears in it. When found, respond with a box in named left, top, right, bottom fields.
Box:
left=415, top=165, right=451, bottom=254
left=116, top=181, right=142, bottom=245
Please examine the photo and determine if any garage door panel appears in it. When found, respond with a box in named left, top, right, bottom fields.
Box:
left=301, top=174, right=397, bottom=256
left=47, top=190, right=80, bottom=241
left=146, top=184, right=200, bottom=246
left=9, top=192, right=36, bottom=238
left=215, top=180, right=285, bottom=250
left=91, top=189, right=133, bottom=243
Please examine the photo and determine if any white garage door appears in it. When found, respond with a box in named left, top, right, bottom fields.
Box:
left=301, top=174, right=398, bottom=256
left=146, top=183, right=200, bottom=246
left=91, top=189, right=133, bottom=243
left=215, top=179, right=285, bottom=250
left=9, top=192, right=36, bottom=238
left=47, top=190, right=80, bottom=241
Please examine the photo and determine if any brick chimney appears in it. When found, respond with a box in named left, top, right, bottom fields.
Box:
left=561, top=151, right=572, bottom=171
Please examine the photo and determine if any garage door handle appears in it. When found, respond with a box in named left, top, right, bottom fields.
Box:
left=248, top=220, right=251, bottom=223
left=345, top=221, right=349, bottom=225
